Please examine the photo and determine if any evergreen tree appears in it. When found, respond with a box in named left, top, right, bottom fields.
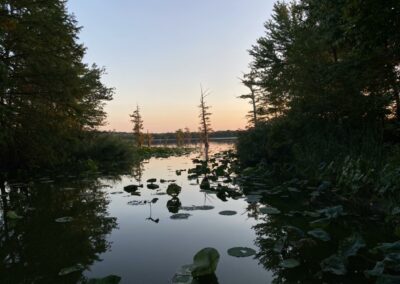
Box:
left=0, top=0, right=113, bottom=171
left=130, top=105, right=144, bottom=147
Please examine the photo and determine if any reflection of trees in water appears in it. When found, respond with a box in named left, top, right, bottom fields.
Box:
left=131, top=160, right=145, bottom=184
left=0, top=178, right=117, bottom=283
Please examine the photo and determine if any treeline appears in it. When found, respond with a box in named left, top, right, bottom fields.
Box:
left=108, top=130, right=241, bottom=142
left=0, top=1, right=134, bottom=175
left=238, top=1, right=400, bottom=198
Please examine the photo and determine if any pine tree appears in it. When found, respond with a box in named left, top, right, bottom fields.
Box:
left=0, top=0, right=113, bottom=170
left=130, top=105, right=144, bottom=147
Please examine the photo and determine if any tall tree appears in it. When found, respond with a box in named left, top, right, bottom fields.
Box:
left=0, top=0, right=113, bottom=171
left=199, top=87, right=212, bottom=151
left=175, top=129, right=184, bottom=147
left=130, top=105, right=144, bottom=147
left=239, top=70, right=263, bottom=127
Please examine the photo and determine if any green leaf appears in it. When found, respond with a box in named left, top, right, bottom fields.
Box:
left=376, top=274, right=400, bottom=284
left=58, top=263, right=84, bottom=276
left=364, top=261, right=385, bottom=278
left=338, top=233, right=366, bottom=258
left=219, top=210, right=237, bottom=216
left=170, top=213, right=191, bottom=220
left=55, top=216, right=73, bottom=223
left=280, top=259, right=300, bottom=268
left=167, top=183, right=182, bottom=197
left=372, top=241, right=400, bottom=254
left=191, top=248, right=220, bottom=277
left=308, top=229, right=330, bottom=241
left=259, top=206, right=281, bottom=215
left=309, top=217, right=330, bottom=228
left=88, top=275, right=122, bottom=284
left=320, top=255, right=347, bottom=275
left=317, top=205, right=344, bottom=219
left=227, top=247, right=256, bottom=257
left=6, top=211, right=22, bottom=220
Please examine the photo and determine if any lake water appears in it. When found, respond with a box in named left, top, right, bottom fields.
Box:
left=1, top=142, right=397, bottom=284
left=0, top=142, right=272, bottom=283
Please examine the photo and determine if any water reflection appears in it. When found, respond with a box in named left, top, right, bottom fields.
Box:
left=0, top=178, right=117, bottom=283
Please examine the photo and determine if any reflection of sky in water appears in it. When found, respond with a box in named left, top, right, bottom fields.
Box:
left=85, top=143, right=272, bottom=283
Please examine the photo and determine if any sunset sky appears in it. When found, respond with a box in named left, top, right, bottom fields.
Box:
left=67, top=0, right=274, bottom=133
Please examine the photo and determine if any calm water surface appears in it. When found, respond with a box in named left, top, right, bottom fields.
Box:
left=0, top=142, right=272, bottom=283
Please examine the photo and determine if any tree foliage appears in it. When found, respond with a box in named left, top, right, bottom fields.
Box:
left=0, top=0, right=113, bottom=171
left=129, top=105, right=144, bottom=147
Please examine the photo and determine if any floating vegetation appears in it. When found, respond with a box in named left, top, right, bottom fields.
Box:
left=123, top=184, right=141, bottom=192
left=6, top=211, right=23, bottom=220
left=87, top=275, right=121, bottom=284
left=259, top=206, right=281, bottom=215
left=181, top=205, right=214, bottom=211
left=167, top=183, right=181, bottom=197
left=219, top=210, right=237, bottom=216
left=147, top=178, right=156, bottom=183
left=127, top=200, right=147, bottom=206
left=280, top=259, right=300, bottom=269
left=58, top=263, right=84, bottom=276
left=55, top=216, right=73, bottom=223
left=170, top=213, right=191, bottom=220
left=191, top=247, right=220, bottom=277
left=147, top=183, right=159, bottom=189
left=227, top=247, right=256, bottom=257
left=308, top=228, right=331, bottom=242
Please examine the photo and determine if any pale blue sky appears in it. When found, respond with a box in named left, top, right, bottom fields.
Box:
left=67, top=0, right=274, bottom=132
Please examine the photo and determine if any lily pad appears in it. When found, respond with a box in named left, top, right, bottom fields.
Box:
left=339, top=233, right=366, bottom=258
left=147, top=183, right=159, bottom=189
left=259, top=206, right=281, bottom=215
left=191, top=248, right=220, bottom=277
left=167, top=183, right=182, bottom=197
left=280, top=259, right=300, bottom=268
left=147, top=178, right=157, bottom=183
left=6, top=211, right=23, bottom=220
left=170, top=213, right=191, bottom=220
left=245, top=195, right=262, bottom=203
left=219, top=210, right=237, bottom=216
left=181, top=205, right=214, bottom=211
left=308, top=229, right=331, bottom=241
left=318, top=205, right=344, bottom=219
left=124, top=185, right=140, bottom=192
left=309, top=217, right=331, bottom=228
left=365, top=261, right=385, bottom=277
left=172, top=264, right=193, bottom=284
left=58, top=263, right=84, bottom=276
left=320, top=254, right=347, bottom=275
left=88, top=275, right=122, bottom=284
left=55, top=216, right=73, bottom=223
left=227, top=247, right=256, bottom=257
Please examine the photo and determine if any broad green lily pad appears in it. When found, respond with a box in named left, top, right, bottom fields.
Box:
left=172, top=264, right=193, bottom=284
left=227, top=247, right=256, bottom=257
left=58, top=263, right=84, bottom=276
left=170, top=213, right=191, bottom=220
left=259, top=206, right=281, bottom=215
left=147, top=183, right=159, bottom=189
left=280, top=258, right=300, bottom=268
left=167, top=183, right=182, bottom=197
left=320, top=254, right=347, bottom=275
left=6, top=211, right=23, bottom=220
left=88, top=275, right=122, bottom=284
left=308, top=229, right=330, bottom=241
left=181, top=205, right=214, bottom=211
left=339, top=233, right=366, bottom=258
left=191, top=248, right=220, bottom=277
left=55, top=216, right=73, bottom=223
left=147, top=178, right=157, bottom=183
left=219, top=210, right=237, bottom=216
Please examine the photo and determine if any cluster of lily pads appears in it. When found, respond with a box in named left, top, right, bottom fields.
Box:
left=238, top=166, right=400, bottom=283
